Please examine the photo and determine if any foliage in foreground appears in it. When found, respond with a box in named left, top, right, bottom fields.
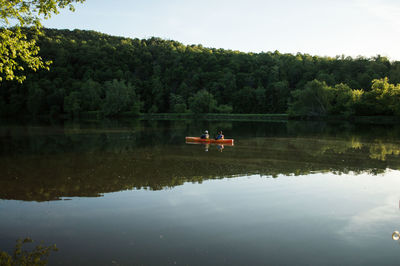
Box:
left=0, top=238, right=58, bottom=266
left=0, top=0, right=85, bottom=82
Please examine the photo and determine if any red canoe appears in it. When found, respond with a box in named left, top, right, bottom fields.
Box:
left=185, top=137, right=234, bottom=145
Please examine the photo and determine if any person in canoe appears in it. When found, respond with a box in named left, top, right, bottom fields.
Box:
left=215, top=131, right=224, bottom=140
left=200, top=130, right=209, bottom=139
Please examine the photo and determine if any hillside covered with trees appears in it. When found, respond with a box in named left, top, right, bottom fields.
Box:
left=1, top=28, right=400, bottom=118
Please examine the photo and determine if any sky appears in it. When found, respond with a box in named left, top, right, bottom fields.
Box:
left=42, top=0, right=400, bottom=60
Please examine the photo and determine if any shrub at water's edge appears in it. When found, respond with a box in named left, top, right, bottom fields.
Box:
left=0, top=238, right=57, bottom=266
left=288, top=78, right=400, bottom=119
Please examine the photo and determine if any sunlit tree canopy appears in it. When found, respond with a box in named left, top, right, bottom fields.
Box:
left=0, top=0, right=85, bottom=82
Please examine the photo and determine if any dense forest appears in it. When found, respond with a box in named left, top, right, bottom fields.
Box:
left=1, top=28, right=400, bottom=118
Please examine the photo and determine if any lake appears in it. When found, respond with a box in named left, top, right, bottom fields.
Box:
left=1, top=119, right=400, bottom=265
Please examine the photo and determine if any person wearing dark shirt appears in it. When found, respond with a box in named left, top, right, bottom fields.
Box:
left=215, top=131, right=224, bottom=140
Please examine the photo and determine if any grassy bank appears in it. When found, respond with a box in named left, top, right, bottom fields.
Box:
left=349, top=116, right=400, bottom=124
left=139, top=113, right=400, bottom=124
left=288, top=114, right=400, bottom=124
left=138, top=113, right=288, bottom=121
left=5, top=112, right=400, bottom=125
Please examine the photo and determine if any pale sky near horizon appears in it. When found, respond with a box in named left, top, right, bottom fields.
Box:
left=42, top=0, right=400, bottom=60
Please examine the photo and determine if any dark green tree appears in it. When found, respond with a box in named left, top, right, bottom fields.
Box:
left=64, top=91, right=81, bottom=117
left=102, top=79, right=140, bottom=117
left=288, top=80, right=333, bottom=116
left=169, top=93, right=187, bottom=113
left=188, top=89, right=217, bottom=113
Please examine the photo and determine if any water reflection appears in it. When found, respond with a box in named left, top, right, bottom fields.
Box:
left=1, top=120, right=400, bottom=201
left=185, top=142, right=232, bottom=152
left=217, top=144, right=224, bottom=152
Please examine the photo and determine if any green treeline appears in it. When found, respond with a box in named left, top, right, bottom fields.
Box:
left=289, top=78, right=400, bottom=117
left=1, top=28, right=400, bottom=118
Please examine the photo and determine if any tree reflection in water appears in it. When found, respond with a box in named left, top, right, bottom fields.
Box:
left=1, top=119, right=400, bottom=201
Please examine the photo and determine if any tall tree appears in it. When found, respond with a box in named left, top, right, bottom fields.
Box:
left=288, top=80, right=333, bottom=116
left=0, top=0, right=85, bottom=82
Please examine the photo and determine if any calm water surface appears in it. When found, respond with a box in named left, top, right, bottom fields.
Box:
left=1, top=120, right=400, bottom=265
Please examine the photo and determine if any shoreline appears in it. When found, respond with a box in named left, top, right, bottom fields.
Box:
left=2, top=112, right=400, bottom=125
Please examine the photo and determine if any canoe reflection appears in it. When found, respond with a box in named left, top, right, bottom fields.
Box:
left=185, top=141, right=234, bottom=152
